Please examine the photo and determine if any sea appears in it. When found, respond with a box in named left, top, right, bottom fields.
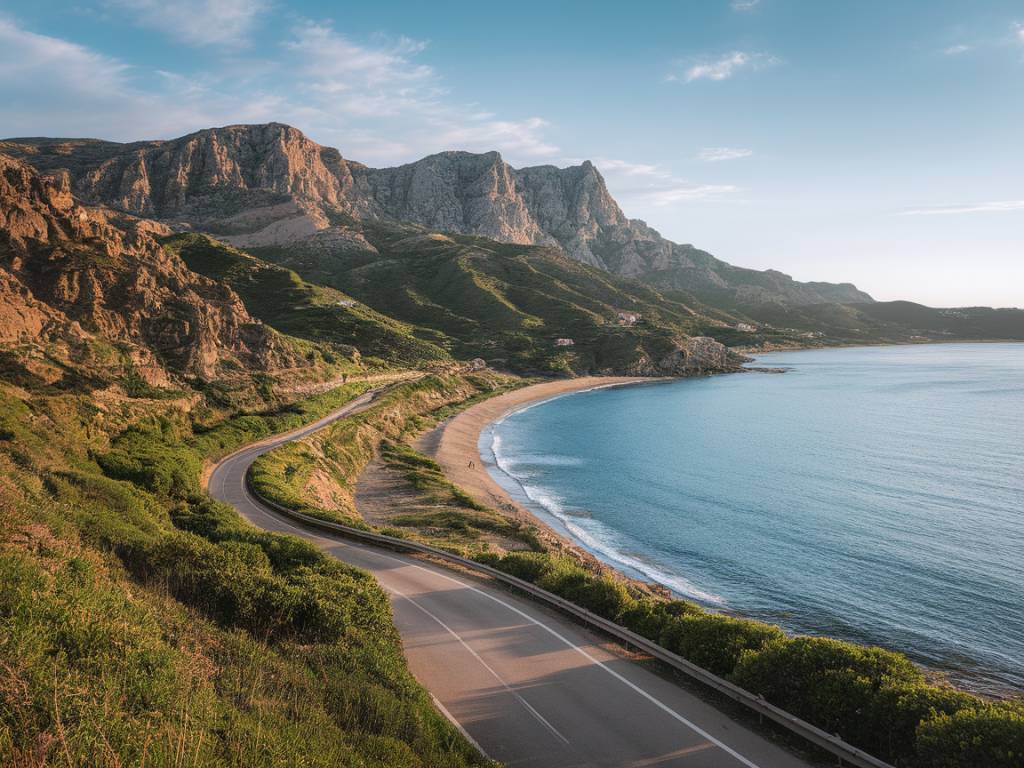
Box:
left=482, top=343, right=1024, bottom=694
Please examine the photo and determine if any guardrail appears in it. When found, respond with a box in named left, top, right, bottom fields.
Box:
left=245, top=473, right=894, bottom=768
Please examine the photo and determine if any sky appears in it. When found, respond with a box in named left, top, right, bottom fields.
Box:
left=1, top=1, right=1022, bottom=307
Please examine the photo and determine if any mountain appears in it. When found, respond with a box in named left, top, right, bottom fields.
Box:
left=1, top=123, right=872, bottom=307
left=0, top=151, right=309, bottom=388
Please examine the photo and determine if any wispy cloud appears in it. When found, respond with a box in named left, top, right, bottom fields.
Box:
left=0, top=16, right=559, bottom=166
left=943, top=44, right=972, bottom=55
left=591, top=157, right=738, bottom=209
left=900, top=200, right=1024, bottom=216
left=108, top=0, right=268, bottom=47
left=731, top=0, right=761, bottom=11
left=1016, top=22, right=1024, bottom=43
left=698, top=147, right=753, bottom=162
left=667, top=51, right=779, bottom=83
left=281, top=20, right=559, bottom=161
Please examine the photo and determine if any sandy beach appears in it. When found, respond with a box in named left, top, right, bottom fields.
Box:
left=417, top=376, right=668, bottom=547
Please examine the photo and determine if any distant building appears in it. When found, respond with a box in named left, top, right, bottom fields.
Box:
left=735, top=322, right=758, bottom=333
left=554, top=338, right=575, bottom=347
left=336, top=299, right=357, bottom=307
left=617, top=311, right=642, bottom=326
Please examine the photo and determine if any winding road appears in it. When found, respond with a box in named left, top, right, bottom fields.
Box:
left=207, top=390, right=813, bottom=768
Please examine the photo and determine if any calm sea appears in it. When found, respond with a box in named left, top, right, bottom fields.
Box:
left=482, top=344, right=1024, bottom=693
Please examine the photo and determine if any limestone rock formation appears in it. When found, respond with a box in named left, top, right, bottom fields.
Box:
left=0, top=152, right=299, bottom=381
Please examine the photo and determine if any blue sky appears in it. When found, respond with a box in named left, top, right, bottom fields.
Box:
left=1, top=1, right=1022, bottom=306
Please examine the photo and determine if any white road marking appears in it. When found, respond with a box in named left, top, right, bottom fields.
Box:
left=390, top=582, right=571, bottom=746
left=350, top=547, right=764, bottom=768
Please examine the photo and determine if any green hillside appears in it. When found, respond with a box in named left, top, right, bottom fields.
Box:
left=163, top=233, right=450, bottom=368
left=248, top=222, right=741, bottom=375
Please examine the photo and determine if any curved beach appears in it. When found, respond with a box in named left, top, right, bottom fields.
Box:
left=419, top=376, right=667, bottom=553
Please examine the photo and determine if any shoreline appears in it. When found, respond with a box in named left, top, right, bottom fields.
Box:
left=419, top=375, right=673, bottom=573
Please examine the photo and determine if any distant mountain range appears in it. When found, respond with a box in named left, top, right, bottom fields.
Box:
left=1, top=123, right=872, bottom=308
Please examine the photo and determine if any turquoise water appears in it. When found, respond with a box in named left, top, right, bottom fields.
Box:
left=483, top=344, right=1024, bottom=693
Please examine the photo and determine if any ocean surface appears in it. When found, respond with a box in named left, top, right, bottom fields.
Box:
left=482, top=344, right=1024, bottom=693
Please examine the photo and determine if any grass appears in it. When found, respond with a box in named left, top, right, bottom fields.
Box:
left=249, top=373, right=518, bottom=526
left=379, top=441, right=541, bottom=554
left=164, top=233, right=451, bottom=368
left=0, top=377, right=494, bottom=768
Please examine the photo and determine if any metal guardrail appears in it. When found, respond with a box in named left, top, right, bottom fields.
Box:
left=245, top=474, right=894, bottom=768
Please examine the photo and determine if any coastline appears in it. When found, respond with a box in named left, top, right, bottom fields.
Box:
left=418, top=375, right=672, bottom=571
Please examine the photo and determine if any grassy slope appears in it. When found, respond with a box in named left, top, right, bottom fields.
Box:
left=249, top=372, right=542, bottom=555
left=163, top=233, right=451, bottom=368
left=248, top=222, right=741, bottom=375
left=0, top=377, right=492, bottom=768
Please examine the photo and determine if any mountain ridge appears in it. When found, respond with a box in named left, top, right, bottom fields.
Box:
left=1, top=123, right=874, bottom=307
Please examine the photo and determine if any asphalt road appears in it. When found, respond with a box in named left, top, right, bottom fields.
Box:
left=207, top=392, right=814, bottom=768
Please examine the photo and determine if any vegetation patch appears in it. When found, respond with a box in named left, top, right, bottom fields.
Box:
left=0, top=379, right=492, bottom=767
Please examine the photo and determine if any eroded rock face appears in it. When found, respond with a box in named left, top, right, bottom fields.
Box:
left=0, top=152, right=300, bottom=380
left=627, top=336, right=736, bottom=376
left=1, top=124, right=874, bottom=305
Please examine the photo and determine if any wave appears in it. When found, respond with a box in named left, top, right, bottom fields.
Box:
left=491, top=429, right=724, bottom=606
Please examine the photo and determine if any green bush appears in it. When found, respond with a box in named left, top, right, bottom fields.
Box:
left=535, top=558, right=636, bottom=621
left=913, top=701, right=1024, bottom=768
left=730, top=636, right=924, bottom=756
left=658, top=613, right=785, bottom=676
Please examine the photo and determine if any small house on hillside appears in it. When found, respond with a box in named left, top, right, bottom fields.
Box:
left=617, top=311, right=642, bottom=326
left=735, top=322, right=757, bottom=333
left=554, top=338, right=575, bottom=347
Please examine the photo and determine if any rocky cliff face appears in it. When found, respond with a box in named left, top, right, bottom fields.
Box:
left=0, top=152, right=300, bottom=381
left=2, top=123, right=873, bottom=306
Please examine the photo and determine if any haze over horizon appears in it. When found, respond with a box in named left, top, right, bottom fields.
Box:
left=2, top=0, right=1021, bottom=307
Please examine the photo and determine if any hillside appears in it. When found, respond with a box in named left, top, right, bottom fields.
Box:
left=1, top=123, right=873, bottom=307
left=243, top=220, right=742, bottom=376
left=162, top=233, right=450, bottom=368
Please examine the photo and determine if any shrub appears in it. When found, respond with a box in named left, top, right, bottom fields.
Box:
left=657, top=612, right=784, bottom=676
left=914, top=701, right=1024, bottom=768
left=731, top=636, right=924, bottom=757
left=535, top=559, right=636, bottom=621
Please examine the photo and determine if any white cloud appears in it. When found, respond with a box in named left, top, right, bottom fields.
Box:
left=731, top=0, right=761, bottom=11
left=900, top=201, right=1024, bottom=216
left=640, top=184, right=738, bottom=206
left=593, top=158, right=672, bottom=178
left=109, top=0, right=268, bottom=47
left=0, top=16, right=130, bottom=99
left=1016, top=22, right=1024, bottom=43
left=592, top=157, right=738, bottom=209
left=668, top=51, right=779, bottom=83
left=0, top=16, right=560, bottom=166
left=697, top=147, right=753, bottom=162
left=943, top=44, right=971, bottom=55
left=285, top=22, right=435, bottom=89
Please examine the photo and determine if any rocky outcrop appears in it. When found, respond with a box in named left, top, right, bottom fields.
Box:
left=627, top=336, right=737, bottom=377
left=2, top=124, right=873, bottom=306
left=0, top=152, right=301, bottom=381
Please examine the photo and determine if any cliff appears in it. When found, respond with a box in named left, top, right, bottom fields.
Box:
left=2, top=124, right=873, bottom=306
left=0, top=151, right=301, bottom=382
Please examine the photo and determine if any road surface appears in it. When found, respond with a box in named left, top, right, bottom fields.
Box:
left=207, top=391, right=814, bottom=768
